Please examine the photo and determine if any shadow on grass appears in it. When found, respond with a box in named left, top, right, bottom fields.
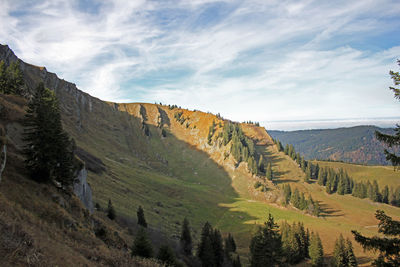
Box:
left=274, top=178, right=299, bottom=184
left=318, top=202, right=344, bottom=217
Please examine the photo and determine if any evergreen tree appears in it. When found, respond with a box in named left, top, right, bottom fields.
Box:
left=0, top=61, right=6, bottom=92
left=131, top=227, right=153, bottom=258
left=157, top=245, right=176, bottom=266
left=281, top=222, right=302, bottom=264
left=266, top=163, right=273, bottom=181
left=305, top=164, right=311, bottom=183
left=352, top=210, right=400, bottom=266
left=249, top=213, right=283, bottom=267
left=296, top=152, right=301, bottom=165
left=284, top=144, right=289, bottom=155
left=372, top=180, right=382, bottom=202
left=317, top=168, right=326, bottom=186
left=283, top=184, right=292, bottom=205
left=382, top=185, right=389, bottom=204
left=300, top=157, right=307, bottom=172
left=333, top=234, right=351, bottom=267
left=211, top=229, right=224, bottom=267
left=0, top=60, right=24, bottom=95
left=314, top=164, right=320, bottom=180
left=107, top=199, right=116, bottom=220
left=309, top=232, right=324, bottom=267
left=137, top=206, right=147, bottom=228
left=198, top=222, right=214, bottom=267
left=337, top=175, right=346, bottom=195
left=23, top=82, right=74, bottom=186
left=224, top=233, right=237, bottom=255
left=346, top=239, right=357, bottom=267
left=258, top=155, right=265, bottom=173
left=291, top=188, right=301, bottom=208
left=180, top=217, right=192, bottom=256
left=299, top=193, right=307, bottom=210
left=325, top=176, right=333, bottom=194
left=232, top=255, right=242, bottom=267
left=375, top=61, right=400, bottom=169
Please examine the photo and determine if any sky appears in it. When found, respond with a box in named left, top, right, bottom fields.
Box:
left=1, top=0, right=400, bottom=130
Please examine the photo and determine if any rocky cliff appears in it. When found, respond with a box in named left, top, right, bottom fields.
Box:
left=73, top=167, right=94, bottom=213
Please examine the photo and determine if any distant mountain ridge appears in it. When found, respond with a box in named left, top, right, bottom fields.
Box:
left=269, top=125, right=399, bottom=165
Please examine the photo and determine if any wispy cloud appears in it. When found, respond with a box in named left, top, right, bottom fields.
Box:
left=1, top=0, right=400, bottom=128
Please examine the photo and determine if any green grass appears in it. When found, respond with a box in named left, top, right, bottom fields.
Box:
left=58, top=98, right=400, bottom=265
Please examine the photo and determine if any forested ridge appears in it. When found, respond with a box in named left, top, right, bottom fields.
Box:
left=269, top=126, right=399, bottom=165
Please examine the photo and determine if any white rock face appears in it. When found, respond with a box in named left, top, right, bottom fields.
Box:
left=0, top=145, right=6, bottom=183
left=73, top=167, right=94, bottom=213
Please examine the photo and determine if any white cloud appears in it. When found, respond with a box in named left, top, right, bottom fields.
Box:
left=1, top=0, right=399, bottom=128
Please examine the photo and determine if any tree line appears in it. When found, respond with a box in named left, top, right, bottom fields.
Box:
left=249, top=213, right=357, bottom=267
left=273, top=138, right=400, bottom=207
left=282, top=184, right=321, bottom=216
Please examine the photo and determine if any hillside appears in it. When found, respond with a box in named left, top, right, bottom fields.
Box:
left=269, top=126, right=400, bottom=165
left=1, top=44, right=400, bottom=266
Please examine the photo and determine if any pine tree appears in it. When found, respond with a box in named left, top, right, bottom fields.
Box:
left=372, top=180, right=382, bottom=202
left=296, top=152, right=301, bottom=165
left=266, top=163, right=273, bottom=181
left=211, top=229, right=224, bottom=267
left=0, top=60, right=24, bottom=95
left=249, top=213, right=283, bottom=267
left=314, top=164, right=320, bottom=180
left=6, top=61, right=24, bottom=95
left=284, top=144, right=289, bottom=155
left=232, top=255, right=242, bottom=267
left=281, top=222, right=302, bottom=264
left=309, top=232, right=324, bottom=267
left=382, top=185, right=389, bottom=204
left=333, top=234, right=348, bottom=267
left=325, top=175, right=333, bottom=194
left=291, top=188, right=301, bottom=209
left=300, top=157, right=307, bottom=171
left=305, top=164, right=311, bottom=183
left=23, top=82, right=74, bottom=186
left=317, top=168, right=326, bottom=186
left=157, top=245, right=176, bottom=266
left=346, top=239, right=357, bottom=267
left=107, top=199, right=116, bottom=220
left=137, top=206, right=147, bottom=228
left=0, top=61, right=7, bottom=93
left=337, top=175, right=345, bottom=195
left=198, top=222, right=214, bottom=267
left=180, top=217, right=192, bottom=256
left=352, top=210, right=400, bottom=266
left=224, top=233, right=237, bottom=254
left=258, top=155, right=265, bottom=173
left=283, top=184, right=292, bottom=205
left=375, top=61, right=400, bottom=169
left=300, top=193, right=307, bottom=210
left=131, top=227, right=153, bottom=258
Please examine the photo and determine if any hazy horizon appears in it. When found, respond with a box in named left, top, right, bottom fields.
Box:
left=263, top=117, right=399, bottom=131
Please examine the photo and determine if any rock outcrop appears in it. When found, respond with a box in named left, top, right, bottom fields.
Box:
left=73, top=167, right=94, bottom=213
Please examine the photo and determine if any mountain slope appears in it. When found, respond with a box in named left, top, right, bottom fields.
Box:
left=1, top=44, right=400, bottom=266
left=269, top=126, right=399, bottom=165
